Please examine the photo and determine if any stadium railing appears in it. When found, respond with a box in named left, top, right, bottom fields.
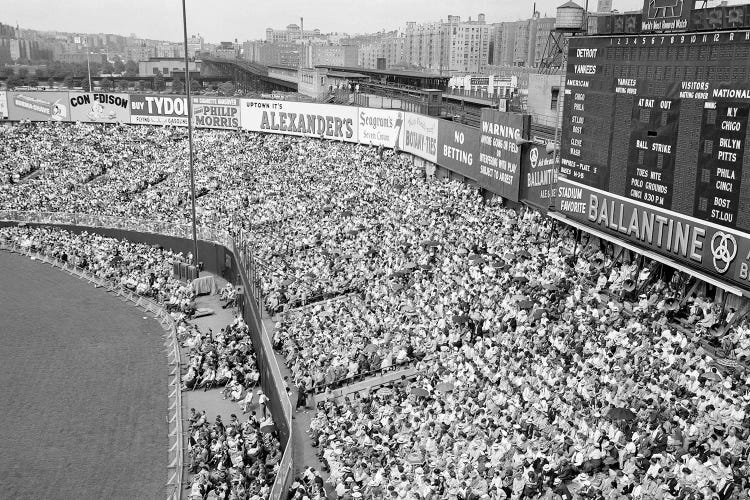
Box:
left=0, top=211, right=294, bottom=500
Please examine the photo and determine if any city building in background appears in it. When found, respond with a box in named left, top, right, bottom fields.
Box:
left=138, top=57, right=200, bottom=77
left=447, top=73, right=517, bottom=97
left=266, top=22, right=322, bottom=43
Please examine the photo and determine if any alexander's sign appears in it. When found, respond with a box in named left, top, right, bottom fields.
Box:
left=240, top=99, right=357, bottom=142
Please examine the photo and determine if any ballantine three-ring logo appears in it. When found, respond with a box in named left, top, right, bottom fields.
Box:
left=710, top=231, right=737, bottom=274
left=530, top=147, right=539, bottom=169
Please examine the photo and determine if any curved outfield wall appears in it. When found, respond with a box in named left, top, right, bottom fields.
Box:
left=0, top=214, right=292, bottom=499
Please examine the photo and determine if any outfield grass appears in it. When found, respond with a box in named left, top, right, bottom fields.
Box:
left=0, top=252, right=166, bottom=499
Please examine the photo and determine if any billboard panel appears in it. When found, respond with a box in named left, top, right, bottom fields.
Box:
left=240, top=99, right=357, bottom=142
left=401, top=112, right=438, bottom=163
left=6, top=91, right=70, bottom=121
left=520, top=144, right=558, bottom=209
left=193, top=96, right=241, bottom=130
left=562, top=34, right=750, bottom=233
left=0, top=91, right=7, bottom=119
left=357, top=108, right=404, bottom=148
left=69, top=92, right=131, bottom=123
left=436, top=121, right=479, bottom=180
left=640, top=0, right=691, bottom=32
left=130, top=94, right=188, bottom=126
left=556, top=177, right=750, bottom=295
left=478, top=109, right=529, bottom=202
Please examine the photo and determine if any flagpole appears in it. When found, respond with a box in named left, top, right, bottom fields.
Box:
left=182, top=0, right=199, bottom=272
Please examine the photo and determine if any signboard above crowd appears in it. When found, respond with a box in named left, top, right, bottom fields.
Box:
left=4, top=88, right=750, bottom=296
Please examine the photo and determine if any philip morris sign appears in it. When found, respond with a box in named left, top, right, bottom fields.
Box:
left=130, top=94, right=188, bottom=126
left=193, top=96, right=240, bottom=129
left=556, top=178, right=750, bottom=294
left=240, top=99, right=357, bottom=142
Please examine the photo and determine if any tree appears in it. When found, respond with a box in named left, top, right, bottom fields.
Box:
left=172, top=75, right=184, bottom=94
left=125, top=60, right=138, bottom=77
left=49, top=62, right=67, bottom=79
left=82, top=77, right=92, bottom=92
left=190, top=79, right=201, bottom=93
left=102, top=61, right=114, bottom=75
left=18, top=67, right=29, bottom=79
left=101, top=77, right=113, bottom=92
left=63, top=75, right=73, bottom=89
left=113, top=58, right=125, bottom=75
left=6, top=74, right=20, bottom=89
left=89, top=61, right=102, bottom=77
left=154, top=71, right=166, bottom=92
left=219, top=81, right=235, bottom=96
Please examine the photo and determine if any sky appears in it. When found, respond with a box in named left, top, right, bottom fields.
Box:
left=3, top=0, right=654, bottom=43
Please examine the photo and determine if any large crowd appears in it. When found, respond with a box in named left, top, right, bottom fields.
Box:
left=0, top=225, right=196, bottom=315
left=1, top=122, right=750, bottom=499
left=181, top=315, right=281, bottom=500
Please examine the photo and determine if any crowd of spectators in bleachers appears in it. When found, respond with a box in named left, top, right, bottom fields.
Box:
left=186, top=408, right=281, bottom=500
left=1, top=122, right=750, bottom=499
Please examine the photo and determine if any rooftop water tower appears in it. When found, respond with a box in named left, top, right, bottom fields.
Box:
left=540, top=1, right=588, bottom=74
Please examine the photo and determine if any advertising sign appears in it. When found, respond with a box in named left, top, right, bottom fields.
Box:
left=436, top=121, right=479, bottom=180
left=556, top=177, right=750, bottom=295
left=641, top=0, right=691, bottom=32
left=130, top=94, right=188, bottom=126
left=0, top=91, right=7, bottom=119
left=193, top=96, right=240, bottom=130
left=478, top=109, right=529, bottom=202
left=520, top=144, right=558, bottom=209
left=401, top=113, right=438, bottom=163
left=240, top=99, right=358, bottom=142
left=69, top=92, right=131, bottom=123
left=6, top=91, right=70, bottom=121
left=357, top=108, right=404, bottom=149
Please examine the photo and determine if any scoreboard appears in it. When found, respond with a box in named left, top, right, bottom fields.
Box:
left=557, top=31, right=750, bottom=295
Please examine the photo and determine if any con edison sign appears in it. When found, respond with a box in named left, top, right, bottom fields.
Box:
left=641, top=0, right=691, bottom=32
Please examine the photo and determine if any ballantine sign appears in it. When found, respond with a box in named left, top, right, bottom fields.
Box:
left=587, top=190, right=706, bottom=263
left=556, top=178, right=750, bottom=294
